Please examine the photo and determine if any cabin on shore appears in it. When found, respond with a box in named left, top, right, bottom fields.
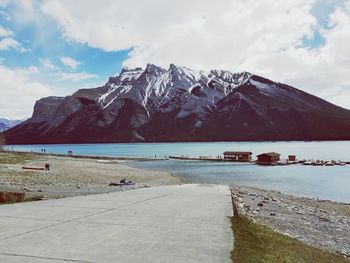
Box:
left=288, top=155, right=296, bottom=162
left=257, top=152, right=280, bottom=164
left=223, top=151, right=252, bottom=162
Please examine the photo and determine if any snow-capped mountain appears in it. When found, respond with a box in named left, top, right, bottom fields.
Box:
left=4, top=64, right=350, bottom=144
left=0, top=118, right=23, bottom=132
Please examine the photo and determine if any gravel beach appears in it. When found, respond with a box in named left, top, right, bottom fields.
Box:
left=0, top=152, right=183, bottom=199
left=231, top=185, right=350, bottom=258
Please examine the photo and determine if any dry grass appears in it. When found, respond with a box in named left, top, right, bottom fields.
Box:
left=231, top=214, right=350, bottom=263
left=0, top=191, right=48, bottom=205
left=0, top=151, right=37, bottom=164
left=0, top=191, right=25, bottom=204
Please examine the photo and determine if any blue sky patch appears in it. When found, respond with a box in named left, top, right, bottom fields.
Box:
left=301, top=0, right=346, bottom=48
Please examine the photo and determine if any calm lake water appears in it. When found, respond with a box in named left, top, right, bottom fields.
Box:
left=5, top=141, right=350, bottom=202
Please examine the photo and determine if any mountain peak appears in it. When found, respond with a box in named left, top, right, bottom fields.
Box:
left=120, top=66, right=143, bottom=74
left=169, top=63, right=183, bottom=71
left=116, top=66, right=144, bottom=82
left=145, top=63, right=166, bottom=75
left=210, top=69, right=252, bottom=80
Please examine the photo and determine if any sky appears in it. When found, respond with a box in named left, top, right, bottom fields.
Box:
left=0, top=0, right=349, bottom=119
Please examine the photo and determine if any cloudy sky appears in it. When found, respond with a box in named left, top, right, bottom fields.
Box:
left=0, top=0, right=349, bottom=119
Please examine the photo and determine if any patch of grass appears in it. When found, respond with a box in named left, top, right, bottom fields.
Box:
left=231, top=214, right=349, bottom=263
left=0, top=152, right=37, bottom=164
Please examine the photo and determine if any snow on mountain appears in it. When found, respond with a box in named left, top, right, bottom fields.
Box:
left=4, top=64, right=350, bottom=144
left=0, top=118, right=23, bottom=132
left=93, top=64, right=250, bottom=121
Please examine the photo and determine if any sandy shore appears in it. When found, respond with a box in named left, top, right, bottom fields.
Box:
left=0, top=151, right=183, bottom=199
left=231, top=185, right=350, bottom=258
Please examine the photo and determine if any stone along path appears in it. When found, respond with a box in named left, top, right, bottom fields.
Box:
left=0, top=184, right=233, bottom=263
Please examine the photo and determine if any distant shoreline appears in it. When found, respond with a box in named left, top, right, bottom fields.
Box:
left=1, top=149, right=161, bottom=162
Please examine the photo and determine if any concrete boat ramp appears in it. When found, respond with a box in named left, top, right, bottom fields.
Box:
left=0, top=184, right=233, bottom=263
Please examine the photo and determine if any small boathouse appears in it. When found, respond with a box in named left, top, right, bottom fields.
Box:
left=223, top=151, right=252, bottom=162
left=257, top=152, right=280, bottom=164
left=288, top=155, right=296, bottom=162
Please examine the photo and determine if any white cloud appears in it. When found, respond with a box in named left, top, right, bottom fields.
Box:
left=60, top=56, right=80, bottom=70
left=0, top=0, right=11, bottom=7
left=39, top=57, right=95, bottom=81
left=39, top=58, right=57, bottom=70
left=237, top=1, right=350, bottom=109
left=34, top=0, right=350, bottom=110
left=0, top=64, right=53, bottom=119
left=0, top=37, right=22, bottom=50
left=0, top=26, right=13, bottom=37
left=41, top=0, right=317, bottom=61
left=18, top=0, right=35, bottom=11
left=0, top=35, right=29, bottom=53
left=16, top=65, right=39, bottom=75
left=55, top=71, right=97, bottom=81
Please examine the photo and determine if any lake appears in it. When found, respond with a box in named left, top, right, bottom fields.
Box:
left=5, top=141, right=350, bottom=202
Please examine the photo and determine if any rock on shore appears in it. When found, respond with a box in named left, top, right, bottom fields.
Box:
left=231, top=185, right=350, bottom=258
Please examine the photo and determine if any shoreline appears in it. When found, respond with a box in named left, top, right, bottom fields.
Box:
left=0, top=151, right=184, bottom=200
left=231, top=185, right=350, bottom=258
left=2, top=150, right=163, bottom=161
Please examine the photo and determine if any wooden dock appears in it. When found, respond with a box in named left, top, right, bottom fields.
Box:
left=169, top=156, right=253, bottom=162
left=169, top=156, right=225, bottom=162
left=169, top=156, right=349, bottom=166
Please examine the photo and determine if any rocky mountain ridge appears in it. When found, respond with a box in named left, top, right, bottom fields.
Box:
left=4, top=64, right=350, bottom=144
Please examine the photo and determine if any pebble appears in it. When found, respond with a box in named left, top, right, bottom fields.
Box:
left=319, top=216, right=330, bottom=222
left=31, top=196, right=47, bottom=201
left=244, top=204, right=251, bottom=210
left=257, top=202, right=264, bottom=207
left=270, top=212, right=277, bottom=216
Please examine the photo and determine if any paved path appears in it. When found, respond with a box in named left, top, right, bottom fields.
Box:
left=0, top=184, right=233, bottom=263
